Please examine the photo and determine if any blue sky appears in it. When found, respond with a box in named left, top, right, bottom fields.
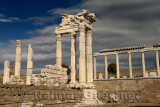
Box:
left=0, top=0, right=160, bottom=74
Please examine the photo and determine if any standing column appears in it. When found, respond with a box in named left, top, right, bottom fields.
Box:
left=116, top=53, right=120, bottom=78
left=56, top=34, right=62, bottom=66
left=86, top=29, right=93, bottom=83
left=26, top=44, right=33, bottom=85
left=3, top=60, right=10, bottom=84
left=104, top=55, right=108, bottom=79
left=79, top=25, right=86, bottom=83
left=94, top=56, right=97, bottom=80
left=128, top=52, right=133, bottom=78
left=141, top=51, right=147, bottom=77
left=70, top=32, right=76, bottom=84
left=156, top=50, right=160, bottom=77
left=15, top=40, right=22, bottom=77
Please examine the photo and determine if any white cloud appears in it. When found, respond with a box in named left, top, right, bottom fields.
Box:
left=0, top=16, right=20, bottom=22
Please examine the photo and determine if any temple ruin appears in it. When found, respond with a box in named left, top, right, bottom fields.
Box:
left=94, top=45, right=160, bottom=79
left=1, top=10, right=160, bottom=107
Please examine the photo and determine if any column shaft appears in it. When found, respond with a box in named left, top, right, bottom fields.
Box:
left=26, top=44, right=33, bottom=85
left=156, top=50, right=160, bottom=77
left=116, top=53, right=120, bottom=78
left=94, top=56, right=97, bottom=80
left=142, top=52, right=147, bottom=77
left=70, top=32, right=76, bottom=84
left=15, top=40, right=22, bottom=77
left=104, top=55, right=108, bottom=79
left=56, top=34, right=62, bottom=66
left=86, top=29, right=93, bottom=83
left=128, top=52, right=133, bottom=78
left=79, top=25, right=86, bottom=83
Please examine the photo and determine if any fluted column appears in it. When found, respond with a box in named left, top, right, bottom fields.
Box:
left=56, top=34, right=62, bottom=66
left=86, top=29, right=93, bottom=83
left=94, top=56, right=97, bottom=80
left=104, top=55, right=108, bottom=79
left=70, top=32, right=76, bottom=84
left=128, top=52, right=133, bottom=78
left=3, top=60, right=10, bottom=84
left=15, top=40, right=22, bottom=77
left=141, top=51, right=147, bottom=77
left=26, top=44, right=33, bottom=85
left=116, top=53, right=120, bottom=78
left=79, top=25, right=86, bottom=83
left=156, top=50, right=160, bottom=77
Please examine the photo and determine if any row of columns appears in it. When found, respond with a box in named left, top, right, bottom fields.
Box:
left=94, top=51, right=160, bottom=79
left=56, top=26, right=93, bottom=83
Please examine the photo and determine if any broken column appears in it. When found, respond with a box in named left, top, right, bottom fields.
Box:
left=56, top=34, right=62, bottom=66
left=86, top=29, right=93, bottom=83
left=15, top=40, right=22, bottom=77
left=3, top=60, right=10, bottom=84
left=70, top=32, right=76, bottom=84
left=79, top=25, right=86, bottom=83
left=26, top=44, right=33, bottom=85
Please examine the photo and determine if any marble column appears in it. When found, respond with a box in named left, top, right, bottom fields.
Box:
left=70, top=32, right=76, bottom=84
left=156, top=50, right=160, bottom=77
left=79, top=25, right=86, bottom=83
left=116, top=53, right=120, bottom=78
left=56, top=34, right=62, bottom=66
left=128, top=52, right=133, bottom=78
left=94, top=56, right=97, bottom=80
left=26, top=44, right=33, bottom=85
left=104, top=55, right=108, bottom=79
left=86, top=29, right=93, bottom=83
left=3, top=60, right=10, bottom=84
left=15, top=40, right=22, bottom=77
left=141, top=52, right=147, bottom=77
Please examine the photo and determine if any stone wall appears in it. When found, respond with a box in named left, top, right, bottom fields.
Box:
left=94, top=78, right=160, bottom=104
left=0, top=85, right=83, bottom=106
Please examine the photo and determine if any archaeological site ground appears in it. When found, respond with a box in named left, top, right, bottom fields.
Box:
left=0, top=10, right=160, bottom=107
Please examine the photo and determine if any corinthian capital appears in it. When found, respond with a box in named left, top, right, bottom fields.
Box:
left=16, top=40, right=22, bottom=47
left=79, top=25, right=86, bottom=33
left=56, top=34, right=62, bottom=41
left=70, top=32, right=76, bottom=39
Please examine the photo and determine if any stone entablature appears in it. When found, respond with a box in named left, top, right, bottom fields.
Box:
left=55, top=9, right=97, bottom=34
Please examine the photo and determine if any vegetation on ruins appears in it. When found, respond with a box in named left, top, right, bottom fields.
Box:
left=108, top=63, right=116, bottom=74
left=62, top=64, right=71, bottom=75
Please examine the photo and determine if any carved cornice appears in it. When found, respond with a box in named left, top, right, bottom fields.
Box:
left=56, top=34, right=62, bottom=41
